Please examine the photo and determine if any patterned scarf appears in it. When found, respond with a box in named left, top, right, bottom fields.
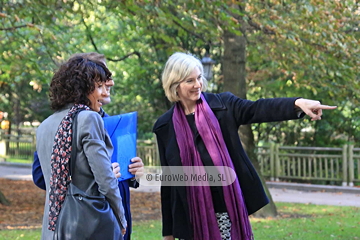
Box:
left=172, top=94, right=253, bottom=240
left=48, top=104, right=91, bottom=231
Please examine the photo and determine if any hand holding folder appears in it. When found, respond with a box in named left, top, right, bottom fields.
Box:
left=103, top=112, right=137, bottom=181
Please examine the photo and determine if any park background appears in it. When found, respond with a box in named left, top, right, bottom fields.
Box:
left=0, top=0, right=359, bottom=239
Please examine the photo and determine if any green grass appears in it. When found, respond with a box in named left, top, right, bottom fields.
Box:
left=252, top=203, right=360, bottom=240
left=0, top=229, right=40, bottom=240
left=0, top=154, right=33, bottom=163
left=3, top=157, right=32, bottom=164
left=0, top=203, right=359, bottom=240
left=131, top=220, right=162, bottom=239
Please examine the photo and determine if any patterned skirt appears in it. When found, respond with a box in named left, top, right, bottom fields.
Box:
left=179, top=212, right=232, bottom=240
left=216, top=212, right=232, bottom=240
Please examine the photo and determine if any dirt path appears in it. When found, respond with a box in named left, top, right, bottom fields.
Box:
left=0, top=179, right=161, bottom=230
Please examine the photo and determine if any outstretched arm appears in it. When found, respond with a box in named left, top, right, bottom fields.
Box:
left=294, top=99, right=337, bottom=121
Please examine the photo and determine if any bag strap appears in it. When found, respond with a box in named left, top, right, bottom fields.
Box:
left=69, top=110, right=83, bottom=178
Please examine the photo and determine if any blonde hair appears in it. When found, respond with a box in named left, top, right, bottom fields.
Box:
left=162, top=52, right=208, bottom=102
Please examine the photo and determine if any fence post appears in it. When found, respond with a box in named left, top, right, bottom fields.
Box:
left=0, top=138, right=6, bottom=160
left=31, top=135, right=36, bottom=158
left=0, top=131, right=7, bottom=160
left=270, top=142, right=275, bottom=181
left=342, top=145, right=348, bottom=186
left=275, top=143, right=280, bottom=182
left=153, top=134, right=160, bottom=166
left=33, top=134, right=37, bottom=151
left=348, top=144, right=354, bottom=187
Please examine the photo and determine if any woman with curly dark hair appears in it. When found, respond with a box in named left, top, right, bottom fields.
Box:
left=49, top=53, right=112, bottom=111
left=36, top=53, right=126, bottom=240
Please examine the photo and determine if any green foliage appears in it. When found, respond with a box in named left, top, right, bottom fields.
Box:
left=0, top=0, right=358, bottom=144
left=244, top=0, right=360, bottom=146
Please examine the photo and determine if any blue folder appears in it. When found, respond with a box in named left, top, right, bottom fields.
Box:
left=103, top=112, right=137, bottom=181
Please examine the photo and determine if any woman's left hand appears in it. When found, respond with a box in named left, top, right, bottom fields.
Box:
left=295, top=98, right=337, bottom=121
left=128, top=157, right=144, bottom=178
left=121, top=227, right=126, bottom=236
left=111, top=162, right=121, bottom=178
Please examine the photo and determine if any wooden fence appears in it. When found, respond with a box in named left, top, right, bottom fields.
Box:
left=136, top=140, right=159, bottom=166
left=0, top=133, right=159, bottom=166
left=1, top=132, right=359, bottom=186
left=257, top=143, right=360, bottom=186
left=0, top=132, right=36, bottom=160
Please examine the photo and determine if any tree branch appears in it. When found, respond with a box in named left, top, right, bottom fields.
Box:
left=0, top=24, right=28, bottom=31
left=39, top=32, right=59, bottom=66
left=81, top=17, right=140, bottom=61
left=246, top=18, right=276, bottom=35
left=171, top=19, right=205, bottom=41
left=107, top=52, right=141, bottom=62
left=81, top=17, right=99, bottom=52
left=167, top=7, right=210, bottom=45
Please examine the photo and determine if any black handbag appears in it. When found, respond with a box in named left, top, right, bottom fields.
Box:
left=53, top=112, right=122, bottom=240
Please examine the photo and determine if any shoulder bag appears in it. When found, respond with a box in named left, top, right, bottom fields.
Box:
left=53, top=111, right=122, bottom=240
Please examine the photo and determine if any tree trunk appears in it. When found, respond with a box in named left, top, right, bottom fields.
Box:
left=0, top=190, right=10, bottom=206
left=222, top=30, right=277, bottom=217
left=239, top=125, right=277, bottom=218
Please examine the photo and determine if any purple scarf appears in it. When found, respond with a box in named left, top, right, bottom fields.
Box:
left=173, top=94, right=253, bottom=240
left=48, top=104, right=91, bottom=231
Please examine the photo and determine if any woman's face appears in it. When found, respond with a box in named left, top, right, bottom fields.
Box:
left=100, top=79, right=114, bottom=105
left=87, top=82, right=107, bottom=112
left=177, top=67, right=203, bottom=105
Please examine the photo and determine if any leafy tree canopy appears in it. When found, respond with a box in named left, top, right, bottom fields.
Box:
left=0, top=0, right=358, bottom=144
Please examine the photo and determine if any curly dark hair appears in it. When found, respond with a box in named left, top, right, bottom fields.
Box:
left=49, top=54, right=112, bottom=111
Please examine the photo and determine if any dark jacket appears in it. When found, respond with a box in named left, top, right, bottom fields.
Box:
left=153, top=92, right=303, bottom=239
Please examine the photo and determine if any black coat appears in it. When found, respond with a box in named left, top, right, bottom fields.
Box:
left=153, top=92, right=302, bottom=239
